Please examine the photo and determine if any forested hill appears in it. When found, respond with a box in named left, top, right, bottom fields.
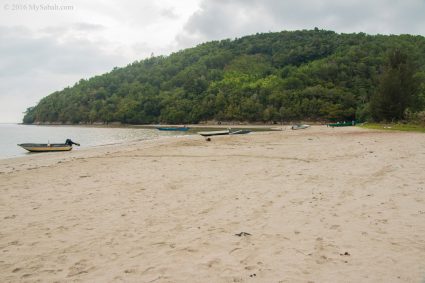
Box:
left=23, top=29, right=425, bottom=124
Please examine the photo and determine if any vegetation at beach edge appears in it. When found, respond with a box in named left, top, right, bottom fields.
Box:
left=23, top=29, right=425, bottom=125
left=360, top=123, right=425, bottom=133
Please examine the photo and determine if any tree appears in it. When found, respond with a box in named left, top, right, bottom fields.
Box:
left=22, top=107, right=35, bottom=124
left=371, top=49, right=420, bottom=121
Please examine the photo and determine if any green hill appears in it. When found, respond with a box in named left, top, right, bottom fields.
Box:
left=23, top=29, right=425, bottom=124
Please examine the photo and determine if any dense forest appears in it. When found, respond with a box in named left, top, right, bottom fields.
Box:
left=23, top=29, right=425, bottom=124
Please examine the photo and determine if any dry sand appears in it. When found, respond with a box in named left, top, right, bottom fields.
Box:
left=0, top=126, right=424, bottom=282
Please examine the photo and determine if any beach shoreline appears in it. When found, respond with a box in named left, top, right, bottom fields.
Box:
left=1, top=126, right=424, bottom=282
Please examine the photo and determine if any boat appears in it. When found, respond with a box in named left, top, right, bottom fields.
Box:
left=198, top=129, right=252, bottom=136
left=328, top=121, right=356, bottom=127
left=198, top=130, right=230, bottom=137
left=230, top=129, right=251, bottom=135
left=156, top=127, right=190, bottom=131
left=18, top=139, right=80, bottom=153
left=291, top=124, right=310, bottom=130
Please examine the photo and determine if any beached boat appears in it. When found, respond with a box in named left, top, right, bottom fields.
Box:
left=230, top=129, right=251, bottom=135
left=198, top=130, right=230, bottom=137
left=291, top=124, right=310, bottom=130
left=198, top=129, right=252, bottom=136
left=18, top=139, right=80, bottom=153
left=156, top=127, right=190, bottom=131
left=328, top=121, right=356, bottom=127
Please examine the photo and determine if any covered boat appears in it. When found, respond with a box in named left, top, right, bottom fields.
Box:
left=18, top=139, right=80, bottom=153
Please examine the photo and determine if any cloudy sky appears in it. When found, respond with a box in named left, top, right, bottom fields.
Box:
left=0, top=0, right=424, bottom=122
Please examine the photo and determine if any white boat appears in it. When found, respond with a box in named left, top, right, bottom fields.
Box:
left=291, top=124, right=310, bottom=130
left=229, top=129, right=251, bottom=135
left=197, top=130, right=230, bottom=137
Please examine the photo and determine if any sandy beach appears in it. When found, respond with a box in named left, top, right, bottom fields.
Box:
left=0, top=126, right=424, bottom=282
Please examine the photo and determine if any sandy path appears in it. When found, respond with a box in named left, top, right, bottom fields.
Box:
left=0, top=126, right=424, bottom=282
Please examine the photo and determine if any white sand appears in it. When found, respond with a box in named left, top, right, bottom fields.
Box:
left=0, top=126, right=424, bottom=282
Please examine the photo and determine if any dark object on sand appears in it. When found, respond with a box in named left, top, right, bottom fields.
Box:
left=235, top=232, right=251, bottom=237
left=18, top=139, right=80, bottom=152
left=206, top=138, right=211, bottom=141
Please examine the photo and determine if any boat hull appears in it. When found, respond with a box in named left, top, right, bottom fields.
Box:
left=291, top=124, right=310, bottom=130
left=230, top=130, right=251, bottom=135
left=198, top=130, right=230, bottom=137
left=156, top=127, right=190, bottom=131
left=18, top=143, right=72, bottom=152
left=328, top=122, right=356, bottom=127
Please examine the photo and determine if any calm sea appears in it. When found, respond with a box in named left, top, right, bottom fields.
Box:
left=0, top=124, right=190, bottom=159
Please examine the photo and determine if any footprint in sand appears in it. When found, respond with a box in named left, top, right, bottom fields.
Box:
left=67, top=260, right=94, bottom=277
left=4, top=215, right=17, bottom=220
left=206, top=258, right=221, bottom=268
left=124, top=268, right=137, bottom=274
left=313, top=237, right=332, bottom=264
left=329, top=224, right=340, bottom=230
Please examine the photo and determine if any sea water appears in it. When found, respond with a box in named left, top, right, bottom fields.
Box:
left=0, top=124, right=190, bottom=159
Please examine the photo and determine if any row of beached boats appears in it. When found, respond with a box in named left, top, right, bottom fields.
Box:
left=18, top=122, right=356, bottom=153
left=16, top=128, right=251, bottom=153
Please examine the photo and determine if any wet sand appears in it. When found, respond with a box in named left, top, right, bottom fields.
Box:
left=0, top=126, right=424, bottom=282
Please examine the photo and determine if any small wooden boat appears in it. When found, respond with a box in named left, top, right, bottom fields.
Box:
left=291, top=124, right=310, bottom=130
left=18, top=139, right=80, bottom=153
left=156, top=127, right=190, bottom=131
left=198, top=130, right=230, bottom=137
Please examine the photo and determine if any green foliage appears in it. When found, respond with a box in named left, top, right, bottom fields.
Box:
left=360, top=123, right=425, bottom=133
left=23, top=30, right=425, bottom=124
left=370, top=49, right=421, bottom=121
left=22, top=107, right=35, bottom=124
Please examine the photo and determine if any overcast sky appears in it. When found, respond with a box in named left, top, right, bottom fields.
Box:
left=1, top=0, right=424, bottom=122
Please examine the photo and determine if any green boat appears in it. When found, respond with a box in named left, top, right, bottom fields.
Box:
left=328, top=121, right=356, bottom=127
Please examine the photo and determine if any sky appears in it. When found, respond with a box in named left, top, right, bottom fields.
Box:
left=0, top=0, right=424, bottom=123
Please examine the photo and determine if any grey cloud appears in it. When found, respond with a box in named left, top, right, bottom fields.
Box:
left=0, top=25, right=128, bottom=122
left=0, top=26, right=126, bottom=77
left=177, top=0, right=425, bottom=48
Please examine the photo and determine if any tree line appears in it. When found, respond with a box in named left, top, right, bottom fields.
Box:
left=23, top=29, right=425, bottom=125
